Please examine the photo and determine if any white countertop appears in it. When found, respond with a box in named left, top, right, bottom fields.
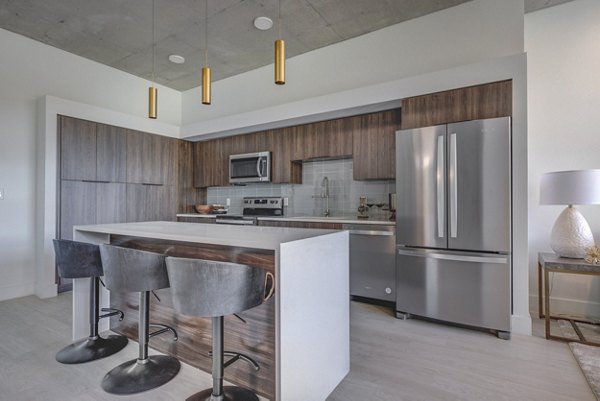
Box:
left=176, top=213, right=395, bottom=226
left=74, top=221, right=338, bottom=250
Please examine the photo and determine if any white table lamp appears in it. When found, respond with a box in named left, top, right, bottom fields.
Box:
left=540, top=170, right=600, bottom=258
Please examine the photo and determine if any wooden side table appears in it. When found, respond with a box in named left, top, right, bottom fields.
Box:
left=538, top=252, right=600, bottom=346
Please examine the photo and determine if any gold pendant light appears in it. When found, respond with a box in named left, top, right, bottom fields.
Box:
left=275, top=0, right=285, bottom=85
left=148, top=0, right=157, bottom=119
left=202, top=0, right=211, bottom=105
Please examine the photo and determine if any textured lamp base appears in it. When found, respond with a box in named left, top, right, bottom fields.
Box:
left=186, top=386, right=259, bottom=401
left=101, top=355, right=181, bottom=395
left=55, top=334, right=128, bottom=364
left=550, top=206, right=595, bottom=259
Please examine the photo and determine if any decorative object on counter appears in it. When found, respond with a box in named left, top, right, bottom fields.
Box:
left=148, top=0, right=157, bottom=119
left=202, top=0, right=211, bottom=105
left=585, top=245, right=600, bottom=265
left=389, top=193, right=396, bottom=221
left=357, top=195, right=369, bottom=219
left=540, top=170, right=600, bottom=258
left=274, top=0, right=285, bottom=85
left=194, top=204, right=227, bottom=214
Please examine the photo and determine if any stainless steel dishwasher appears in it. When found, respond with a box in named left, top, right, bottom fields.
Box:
left=343, top=224, right=396, bottom=302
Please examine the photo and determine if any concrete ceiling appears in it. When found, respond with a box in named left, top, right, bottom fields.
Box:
left=0, top=0, right=575, bottom=91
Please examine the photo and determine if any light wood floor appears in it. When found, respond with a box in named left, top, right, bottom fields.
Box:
left=0, top=293, right=593, bottom=401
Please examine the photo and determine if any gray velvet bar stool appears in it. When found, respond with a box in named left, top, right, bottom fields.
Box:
left=165, top=257, right=274, bottom=401
left=99, top=244, right=181, bottom=395
left=52, top=239, right=127, bottom=364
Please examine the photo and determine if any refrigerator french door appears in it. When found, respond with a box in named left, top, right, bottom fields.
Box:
left=395, top=117, right=511, bottom=336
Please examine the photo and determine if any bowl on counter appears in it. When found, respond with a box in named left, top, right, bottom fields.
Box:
left=194, top=204, right=227, bottom=214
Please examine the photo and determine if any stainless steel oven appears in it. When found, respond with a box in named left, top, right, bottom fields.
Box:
left=229, top=151, right=271, bottom=184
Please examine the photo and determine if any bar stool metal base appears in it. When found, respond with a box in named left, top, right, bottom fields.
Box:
left=186, top=386, right=259, bottom=401
left=101, top=355, right=181, bottom=395
left=55, top=334, right=128, bottom=364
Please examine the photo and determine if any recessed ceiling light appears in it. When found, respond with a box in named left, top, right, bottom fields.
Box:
left=168, top=54, right=185, bottom=64
left=254, top=16, right=273, bottom=31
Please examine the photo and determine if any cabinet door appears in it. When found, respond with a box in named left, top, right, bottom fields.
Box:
left=96, top=124, right=127, bottom=182
left=126, top=183, right=147, bottom=222
left=142, top=133, right=164, bottom=185
left=268, top=128, right=301, bottom=184
left=126, top=130, right=144, bottom=184
left=353, top=110, right=399, bottom=180
left=193, top=140, right=224, bottom=188
left=60, top=180, right=96, bottom=240
left=96, top=183, right=126, bottom=224
left=162, top=137, right=179, bottom=186
left=60, top=116, right=96, bottom=181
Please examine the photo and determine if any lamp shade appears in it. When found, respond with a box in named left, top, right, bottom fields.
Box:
left=540, top=169, right=600, bottom=205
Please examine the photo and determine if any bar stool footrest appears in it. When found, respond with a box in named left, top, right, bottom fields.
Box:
left=185, top=385, right=259, bottom=401
left=208, top=350, right=260, bottom=371
left=149, top=323, right=178, bottom=341
left=100, top=307, right=124, bottom=321
left=56, top=334, right=128, bottom=364
left=101, top=354, right=181, bottom=395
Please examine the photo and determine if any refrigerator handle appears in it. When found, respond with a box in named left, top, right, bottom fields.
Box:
left=436, top=135, right=445, bottom=238
left=449, top=133, right=458, bottom=238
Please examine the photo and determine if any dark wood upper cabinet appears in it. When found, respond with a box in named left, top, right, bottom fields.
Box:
left=401, top=80, right=512, bottom=129
left=60, top=116, right=97, bottom=181
left=96, top=123, right=126, bottom=182
left=295, top=119, right=352, bottom=161
left=353, top=110, right=400, bottom=180
left=267, top=128, right=302, bottom=184
left=126, top=130, right=144, bottom=184
left=127, top=130, right=178, bottom=185
left=142, top=133, right=164, bottom=185
left=193, top=139, right=225, bottom=188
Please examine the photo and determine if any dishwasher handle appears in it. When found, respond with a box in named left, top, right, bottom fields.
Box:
left=348, top=229, right=394, bottom=236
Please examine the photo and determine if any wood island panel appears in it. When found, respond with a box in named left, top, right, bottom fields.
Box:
left=107, top=235, right=276, bottom=400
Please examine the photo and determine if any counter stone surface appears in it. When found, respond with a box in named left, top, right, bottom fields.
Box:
left=74, top=221, right=337, bottom=250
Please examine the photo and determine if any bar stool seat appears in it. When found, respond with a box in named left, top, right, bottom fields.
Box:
left=166, top=257, right=274, bottom=401
left=52, top=239, right=127, bottom=364
left=99, top=245, right=181, bottom=395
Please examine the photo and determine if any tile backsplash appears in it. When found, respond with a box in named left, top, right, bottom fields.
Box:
left=207, top=158, right=395, bottom=218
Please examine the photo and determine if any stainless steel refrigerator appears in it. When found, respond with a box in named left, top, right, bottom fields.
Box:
left=395, top=117, right=511, bottom=338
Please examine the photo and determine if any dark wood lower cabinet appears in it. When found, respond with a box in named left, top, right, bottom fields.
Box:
left=59, top=180, right=97, bottom=240
left=108, top=236, right=276, bottom=401
left=258, top=220, right=343, bottom=230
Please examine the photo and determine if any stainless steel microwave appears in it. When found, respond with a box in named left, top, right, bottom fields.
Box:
left=229, top=151, right=271, bottom=184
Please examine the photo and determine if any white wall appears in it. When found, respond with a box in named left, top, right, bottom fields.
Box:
left=0, top=27, right=181, bottom=301
left=526, top=0, right=600, bottom=317
left=181, top=0, right=524, bottom=137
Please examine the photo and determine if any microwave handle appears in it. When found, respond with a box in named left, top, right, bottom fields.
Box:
left=256, top=158, right=262, bottom=178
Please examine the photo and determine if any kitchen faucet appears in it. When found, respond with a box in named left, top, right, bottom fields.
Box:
left=322, top=176, right=330, bottom=217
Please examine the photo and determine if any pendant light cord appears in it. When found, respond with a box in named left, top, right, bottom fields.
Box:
left=204, top=0, right=208, bottom=67
left=152, top=0, right=155, bottom=83
left=278, top=0, right=282, bottom=39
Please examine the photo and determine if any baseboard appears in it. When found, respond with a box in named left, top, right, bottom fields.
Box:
left=529, top=294, right=600, bottom=319
left=35, top=283, right=58, bottom=299
left=0, top=283, right=35, bottom=302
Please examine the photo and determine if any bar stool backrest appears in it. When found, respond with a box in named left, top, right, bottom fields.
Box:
left=53, top=239, right=103, bottom=279
left=99, top=245, right=170, bottom=293
left=166, top=257, right=267, bottom=318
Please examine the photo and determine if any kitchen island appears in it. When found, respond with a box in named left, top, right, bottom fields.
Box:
left=72, top=221, right=349, bottom=401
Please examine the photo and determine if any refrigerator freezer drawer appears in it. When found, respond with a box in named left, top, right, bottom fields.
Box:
left=396, top=249, right=511, bottom=332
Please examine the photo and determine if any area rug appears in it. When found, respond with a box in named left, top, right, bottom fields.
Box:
left=569, top=342, right=600, bottom=400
